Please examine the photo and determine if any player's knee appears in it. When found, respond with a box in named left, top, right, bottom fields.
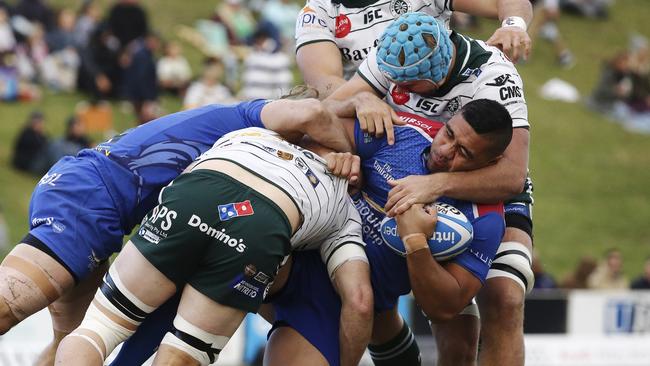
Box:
left=343, top=282, right=373, bottom=320
left=480, top=280, right=525, bottom=331
left=160, top=315, right=230, bottom=366
left=74, top=266, right=156, bottom=358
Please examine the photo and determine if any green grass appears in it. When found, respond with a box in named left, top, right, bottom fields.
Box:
left=1, top=1, right=649, bottom=280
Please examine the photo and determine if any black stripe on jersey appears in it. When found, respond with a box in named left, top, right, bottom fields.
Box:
left=349, top=17, right=394, bottom=34
left=329, top=1, right=391, bottom=16
left=296, top=39, right=338, bottom=53
left=357, top=69, right=387, bottom=96
left=325, top=241, right=366, bottom=268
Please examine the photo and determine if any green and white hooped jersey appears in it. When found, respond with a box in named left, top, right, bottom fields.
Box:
left=196, top=127, right=365, bottom=275
left=295, top=0, right=453, bottom=80
left=358, top=32, right=530, bottom=128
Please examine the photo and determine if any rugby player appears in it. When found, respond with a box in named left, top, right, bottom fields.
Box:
left=265, top=99, right=512, bottom=366
left=296, top=0, right=532, bottom=98
left=326, top=13, right=534, bottom=366
left=54, top=126, right=369, bottom=366
left=0, top=94, right=371, bottom=364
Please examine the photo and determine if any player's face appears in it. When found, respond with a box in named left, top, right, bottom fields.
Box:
left=427, top=114, right=499, bottom=173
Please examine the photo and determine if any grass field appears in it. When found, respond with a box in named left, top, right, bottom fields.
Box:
left=0, top=0, right=649, bottom=281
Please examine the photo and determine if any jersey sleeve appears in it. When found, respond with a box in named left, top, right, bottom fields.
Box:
left=450, top=212, right=504, bottom=283
left=319, top=199, right=367, bottom=279
left=295, top=0, right=336, bottom=51
left=473, top=63, right=529, bottom=129
left=238, top=99, right=271, bottom=128
left=354, top=118, right=386, bottom=160
left=357, top=48, right=390, bottom=96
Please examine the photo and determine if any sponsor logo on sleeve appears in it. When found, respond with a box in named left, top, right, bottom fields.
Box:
left=335, top=14, right=351, bottom=38
left=298, top=6, right=328, bottom=30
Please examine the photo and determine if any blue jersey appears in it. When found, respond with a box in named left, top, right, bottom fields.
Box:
left=90, top=100, right=268, bottom=229
left=353, top=114, right=504, bottom=311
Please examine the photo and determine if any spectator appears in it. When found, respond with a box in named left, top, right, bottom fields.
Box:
left=560, top=255, right=597, bottom=289
left=257, top=0, right=300, bottom=47
left=561, top=0, right=611, bottom=19
left=588, top=248, right=629, bottom=290
left=46, top=115, right=92, bottom=166
left=14, top=0, right=53, bottom=31
left=74, top=0, right=101, bottom=48
left=529, top=0, right=574, bottom=68
left=588, top=51, right=633, bottom=115
left=0, top=6, right=15, bottom=53
left=630, top=257, right=650, bottom=290
left=42, top=8, right=80, bottom=91
left=214, top=0, right=256, bottom=46
left=77, top=21, right=122, bottom=99
left=532, top=252, right=557, bottom=290
left=239, top=29, right=292, bottom=100
left=14, top=21, right=47, bottom=82
left=45, top=8, right=76, bottom=52
left=157, top=40, right=191, bottom=95
left=107, top=0, right=148, bottom=48
left=121, top=33, right=160, bottom=124
left=11, top=110, right=49, bottom=175
left=183, top=57, right=235, bottom=109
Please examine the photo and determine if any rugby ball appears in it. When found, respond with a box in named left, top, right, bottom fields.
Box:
left=380, top=202, right=473, bottom=260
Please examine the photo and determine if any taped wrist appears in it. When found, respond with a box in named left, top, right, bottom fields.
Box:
left=502, top=16, right=528, bottom=31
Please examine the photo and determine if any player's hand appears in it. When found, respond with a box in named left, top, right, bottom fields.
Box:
left=395, top=204, right=437, bottom=240
left=325, top=152, right=361, bottom=186
left=486, top=27, right=531, bottom=63
left=354, top=92, right=405, bottom=145
left=386, top=174, right=445, bottom=217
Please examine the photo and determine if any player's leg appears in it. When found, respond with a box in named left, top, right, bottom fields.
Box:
left=478, top=182, right=534, bottom=366
left=477, top=227, right=533, bottom=366
left=35, top=260, right=109, bottom=366
left=432, top=305, right=480, bottom=366
left=369, top=307, right=421, bottom=366
left=266, top=251, right=343, bottom=366
left=329, top=246, right=373, bottom=366
left=265, top=326, right=329, bottom=366
left=153, top=284, right=246, bottom=365
left=55, top=242, right=176, bottom=365
left=0, top=243, right=74, bottom=333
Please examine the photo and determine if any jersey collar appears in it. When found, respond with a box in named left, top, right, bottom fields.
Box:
left=333, top=0, right=381, bottom=8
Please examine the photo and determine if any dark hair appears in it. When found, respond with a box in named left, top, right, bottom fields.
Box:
left=461, top=99, right=513, bottom=157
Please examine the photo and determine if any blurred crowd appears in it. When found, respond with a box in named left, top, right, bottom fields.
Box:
left=1, top=0, right=298, bottom=119
left=5, top=0, right=300, bottom=177
left=532, top=248, right=650, bottom=291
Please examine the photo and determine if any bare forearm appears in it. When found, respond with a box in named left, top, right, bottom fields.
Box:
left=498, top=0, right=533, bottom=24
left=406, top=249, right=465, bottom=322
left=304, top=74, right=348, bottom=100
left=339, top=306, right=372, bottom=366
left=431, top=159, right=525, bottom=203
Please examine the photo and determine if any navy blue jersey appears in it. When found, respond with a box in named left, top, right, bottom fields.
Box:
left=90, top=100, right=268, bottom=229
left=353, top=113, right=504, bottom=311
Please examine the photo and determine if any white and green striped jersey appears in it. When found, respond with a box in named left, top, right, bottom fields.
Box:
left=357, top=31, right=530, bottom=128
left=295, top=0, right=453, bottom=79
left=197, top=127, right=365, bottom=275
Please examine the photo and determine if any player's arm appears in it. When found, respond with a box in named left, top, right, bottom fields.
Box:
left=326, top=72, right=404, bottom=145
left=261, top=98, right=355, bottom=153
left=297, top=41, right=347, bottom=99
left=395, top=204, right=482, bottom=321
left=454, top=0, right=533, bottom=62
left=386, top=127, right=528, bottom=215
